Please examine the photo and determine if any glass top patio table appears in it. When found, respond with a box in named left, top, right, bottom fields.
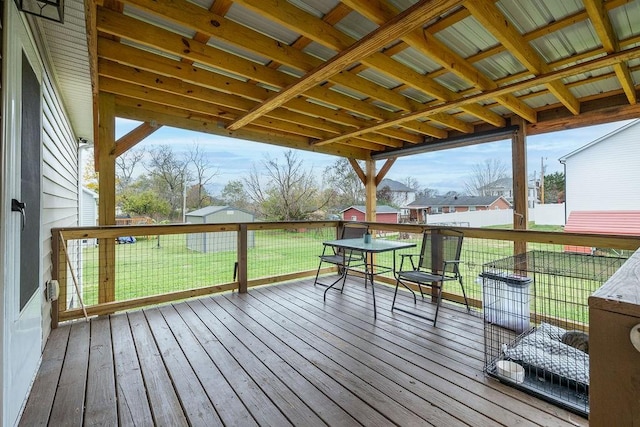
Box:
left=321, top=238, right=416, bottom=318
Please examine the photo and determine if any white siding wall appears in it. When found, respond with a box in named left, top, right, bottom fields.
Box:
left=565, top=122, right=640, bottom=218
left=40, top=72, right=79, bottom=338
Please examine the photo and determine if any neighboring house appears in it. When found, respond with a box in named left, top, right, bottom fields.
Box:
left=80, top=188, right=98, bottom=227
left=80, top=188, right=98, bottom=246
left=341, top=205, right=399, bottom=223
left=377, top=178, right=416, bottom=206
left=185, top=206, right=255, bottom=252
left=560, top=119, right=640, bottom=220
left=479, top=177, right=538, bottom=208
left=402, top=195, right=511, bottom=223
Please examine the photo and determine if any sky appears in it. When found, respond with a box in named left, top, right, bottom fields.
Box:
left=115, top=118, right=634, bottom=194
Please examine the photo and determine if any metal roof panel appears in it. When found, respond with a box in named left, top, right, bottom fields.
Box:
left=357, top=68, right=402, bottom=89
left=226, top=2, right=301, bottom=44
left=391, top=46, right=442, bottom=74
left=609, top=0, right=640, bottom=40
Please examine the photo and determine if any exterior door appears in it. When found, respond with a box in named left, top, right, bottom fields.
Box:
left=1, top=6, right=43, bottom=425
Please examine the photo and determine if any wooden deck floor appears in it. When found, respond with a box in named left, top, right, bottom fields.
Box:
left=20, top=277, right=588, bottom=426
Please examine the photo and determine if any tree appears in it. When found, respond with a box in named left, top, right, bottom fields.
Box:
left=116, top=148, right=144, bottom=193
left=186, top=144, right=219, bottom=210
left=543, top=171, right=565, bottom=203
left=145, top=145, right=192, bottom=219
left=82, top=148, right=99, bottom=193
left=323, top=158, right=364, bottom=207
left=403, top=176, right=439, bottom=199
left=120, top=190, right=171, bottom=220
left=464, top=159, right=508, bottom=196
left=221, top=180, right=252, bottom=211
left=244, top=150, right=330, bottom=220
left=376, top=186, right=393, bottom=205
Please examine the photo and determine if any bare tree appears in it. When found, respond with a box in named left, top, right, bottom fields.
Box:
left=464, top=159, right=509, bottom=196
left=186, top=143, right=219, bottom=209
left=244, top=150, right=330, bottom=220
left=403, top=176, right=439, bottom=199
left=116, top=148, right=144, bottom=192
left=323, top=158, right=364, bottom=207
left=145, top=145, right=192, bottom=219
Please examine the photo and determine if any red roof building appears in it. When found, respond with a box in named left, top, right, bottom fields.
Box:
left=564, top=210, right=640, bottom=253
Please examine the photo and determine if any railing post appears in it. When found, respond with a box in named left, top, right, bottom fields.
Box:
left=238, top=224, right=248, bottom=293
left=431, top=229, right=443, bottom=301
left=51, top=231, right=63, bottom=329
left=98, top=239, right=116, bottom=304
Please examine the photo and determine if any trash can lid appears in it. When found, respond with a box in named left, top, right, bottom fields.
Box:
left=480, top=271, right=533, bottom=286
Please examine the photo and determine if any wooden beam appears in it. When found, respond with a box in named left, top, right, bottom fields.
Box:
left=113, top=97, right=370, bottom=159
left=528, top=92, right=640, bottom=135
left=313, top=44, right=640, bottom=144
left=97, top=92, right=116, bottom=304
left=583, top=0, right=636, bottom=105
left=98, top=40, right=396, bottom=140
left=85, top=0, right=99, bottom=159
left=114, top=121, right=160, bottom=157
left=465, top=0, right=580, bottom=115
left=226, top=0, right=462, bottom=131
left=348, top=158, right=366, bottom=185
left=365, top=159, right=377, bottom=222
left=117, top=0, right=432, bottom=117
left=343, top=0, right=535, bottom=124
left=375, top=159, right=396, bottom=186
left=231, top=0, right=503, bottom=130
left=511, top=116, right=528, bottom=256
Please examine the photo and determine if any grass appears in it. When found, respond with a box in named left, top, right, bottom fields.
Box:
left=75, top=226, right=624, bottom=324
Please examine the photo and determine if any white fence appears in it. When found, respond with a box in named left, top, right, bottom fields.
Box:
left=425, top=203, right=565, bottom=228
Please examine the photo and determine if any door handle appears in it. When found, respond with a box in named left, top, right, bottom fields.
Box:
left=11, top=199, right=26, bottom=231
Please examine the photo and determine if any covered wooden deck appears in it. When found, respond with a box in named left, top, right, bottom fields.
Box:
left=20, top=278, right=587, bottom=426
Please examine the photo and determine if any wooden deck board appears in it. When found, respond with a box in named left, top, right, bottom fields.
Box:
left=48, top=321, right=90, bottom=426
left=126, top=310, right=188, bottom=426
left=18, top=326, right=70, bottom=427
left=85, top=316, right=118, bottom=426
left=20, top=278, right=589, bottom=426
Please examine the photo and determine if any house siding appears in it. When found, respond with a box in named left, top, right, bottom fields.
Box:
left=41, top=69, right=80, bottom=340
left=564, top=121, right=640, bottom=217
left=342, top=209, right=397, bottom=223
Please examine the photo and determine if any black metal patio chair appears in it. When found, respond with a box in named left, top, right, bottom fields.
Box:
left=313, top=223, right=368, bottom=290
left=391, top=230, right=469, bottom=326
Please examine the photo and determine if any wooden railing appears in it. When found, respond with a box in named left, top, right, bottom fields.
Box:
left=51, top=221, right=640, bottom=326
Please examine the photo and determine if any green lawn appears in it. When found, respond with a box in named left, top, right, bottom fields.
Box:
left=76, top=226, right=623, bottom=325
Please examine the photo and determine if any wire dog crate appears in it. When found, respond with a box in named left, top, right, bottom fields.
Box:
left=482, top=250, right=627, bottom=417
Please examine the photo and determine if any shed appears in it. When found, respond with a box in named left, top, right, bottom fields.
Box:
left=341, top=205, right=398, bottom=223
left=185, top=206, right=255, bottom=253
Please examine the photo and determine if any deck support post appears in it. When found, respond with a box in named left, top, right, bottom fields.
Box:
left=97, top=93, right=117, bottom=304
left=511, top=116, right=528, bottom=257
left=365, top=158, right=376, bottom=222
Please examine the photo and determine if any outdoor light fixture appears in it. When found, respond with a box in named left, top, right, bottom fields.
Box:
left=14, top=0, right=64, bottom=23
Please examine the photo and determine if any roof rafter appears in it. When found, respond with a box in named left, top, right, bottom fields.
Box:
left=226, top=0, right=463, bottom=131
left=232, top=0, right=505, bottom=128
left=117, top=0, right=472, bottom=135
left=314, top=44, right=640, bottom=146
left=583, top=0, right=636, bottom=105
left=465, top=0, right=581, bottom=116
left=343, top=0, right=537, bottom=123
